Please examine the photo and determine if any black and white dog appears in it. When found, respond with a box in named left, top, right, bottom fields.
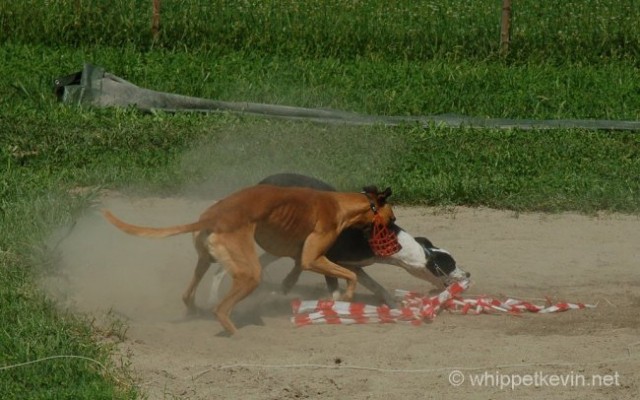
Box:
left=209, top=173, right=469, bottom=306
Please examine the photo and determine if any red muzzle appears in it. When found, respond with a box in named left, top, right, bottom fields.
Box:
left=368, top=213, right=402, bottom=257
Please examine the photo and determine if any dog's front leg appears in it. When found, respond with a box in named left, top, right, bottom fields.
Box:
left=305, top=256, right=357, bottom=301
left=301, top=233, right=359, bottom=300
left=355, top=268, right=398, bottom=307
left=301, top=257, right=356, bottom=302
left=281, top=262, right=303, bottom=294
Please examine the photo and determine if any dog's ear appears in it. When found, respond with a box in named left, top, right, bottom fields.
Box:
left=362, top=186, right=392, bottom=203
left=362, top=185, right=379, bottom=195
left=415, top=236, right=435, bottom=251
left=375, top=187, right=392, bottom=205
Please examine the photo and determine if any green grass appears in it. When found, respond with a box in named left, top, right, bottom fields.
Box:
left=388, top=128, right=640, bottom=212
left=0, top=186, right=137, bottom=399
left=3, top=106, right=638, bottom=213
left=1, top=1, right=640, bottom=398
left=2, top=0, right=639, bottom=64
left=3, top=44, right=640, bottom=120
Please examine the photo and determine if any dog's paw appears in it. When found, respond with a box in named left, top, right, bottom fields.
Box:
left=214, top=329, right=234, bottom=338
left=338, top=292, right=354, bottom=302
left=281, top=278, right=297, bottom=295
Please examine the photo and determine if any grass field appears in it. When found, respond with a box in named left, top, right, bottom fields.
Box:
left=2, top=0, right=639, bottom=64
left=1, top=1, right=639, bottom=398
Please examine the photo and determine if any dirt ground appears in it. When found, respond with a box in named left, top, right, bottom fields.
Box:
left=42, top=193, right=639, bottom=399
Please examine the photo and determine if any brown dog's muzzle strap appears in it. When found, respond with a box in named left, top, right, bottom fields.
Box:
left=362, top=192, right=402, bottom=257
left=362, top=192, right=378, bottom=215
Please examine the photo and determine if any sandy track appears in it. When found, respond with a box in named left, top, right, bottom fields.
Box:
left=43, top=194, right=639, bottom=399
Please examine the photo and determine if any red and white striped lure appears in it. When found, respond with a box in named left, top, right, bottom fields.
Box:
left=291, top=279, right=595, bottom=327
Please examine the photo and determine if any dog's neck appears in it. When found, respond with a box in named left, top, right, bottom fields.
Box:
left=331, top=192, right=380, bottom=231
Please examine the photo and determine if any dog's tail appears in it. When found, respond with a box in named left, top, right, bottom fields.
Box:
left=102, top=209, right=209, bottom=238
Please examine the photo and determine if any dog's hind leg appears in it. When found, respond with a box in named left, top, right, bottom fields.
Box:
left=183, top=231, right=213, bottom=314
left=182, top=255, right=211, bottom=314
left=207, top=265, right=227, bottom=305
left=208, top=252, right=281, bottom=303
left=210, top=230, right=261, bottom=335
left=209, top=251, right=281, bottom=303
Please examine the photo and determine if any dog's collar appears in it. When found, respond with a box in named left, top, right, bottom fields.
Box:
left=361, top=192, right=378, bottom=214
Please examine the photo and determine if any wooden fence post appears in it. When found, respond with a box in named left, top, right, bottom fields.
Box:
left=152, top=0, right=161, bottom=41
left=500, top=0, right=512, bottom=56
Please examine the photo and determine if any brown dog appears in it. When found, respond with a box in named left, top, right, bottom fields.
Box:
left=102, top=184, right=395, bottom=334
